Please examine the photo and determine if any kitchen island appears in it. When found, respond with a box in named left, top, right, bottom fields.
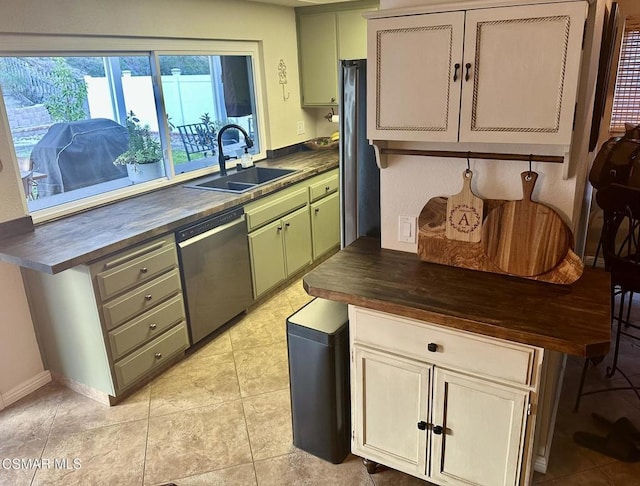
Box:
left=303, top=237, right=610, bottom=485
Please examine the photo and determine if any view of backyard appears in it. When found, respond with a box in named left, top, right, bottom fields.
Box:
left=0, top=54, right=258, bottom=209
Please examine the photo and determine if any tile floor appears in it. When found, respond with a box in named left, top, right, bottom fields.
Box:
left=2, top=278, right=640, bottom=485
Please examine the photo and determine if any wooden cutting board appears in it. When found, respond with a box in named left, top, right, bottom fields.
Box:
left=446, top=170, right=483, bottom=243
left=482, top=172, right=571, bottom=277
left=417, top=196, right=583, bottom=285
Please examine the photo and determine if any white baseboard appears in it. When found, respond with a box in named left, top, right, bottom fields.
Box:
left=1, top=370, right=52, bottom=408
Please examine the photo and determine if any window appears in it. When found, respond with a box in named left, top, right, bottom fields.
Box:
left=610, top=17, right=640, bottom=132
left=158, top=54, right=259, bottom=175
left=0, top=37, right=264, bottom=220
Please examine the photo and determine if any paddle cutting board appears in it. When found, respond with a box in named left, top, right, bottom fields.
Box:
left=446, top=170, right=483, bottom=243
left=482, top=172, right=570, bottom=277
left=417, top=196, right=583, bottom=285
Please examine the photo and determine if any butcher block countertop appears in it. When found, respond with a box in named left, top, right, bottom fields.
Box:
left=303, top=238, right=611, bottom=358
left=0, top=150, right=338, bottom=274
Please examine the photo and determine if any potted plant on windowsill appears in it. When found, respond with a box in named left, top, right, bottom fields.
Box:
left=114, top=111, right=164, bottom=183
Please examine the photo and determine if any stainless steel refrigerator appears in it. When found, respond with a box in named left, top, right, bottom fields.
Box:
left=339, top=59, right=380, bottom=248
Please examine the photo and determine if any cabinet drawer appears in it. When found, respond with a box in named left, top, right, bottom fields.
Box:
left=350, top=306, right=537, bottom=386
left=246, top=187, right=308, bottom=231
left=309, top=173, right=339, bottom=202
left=95, top=244, right=178, bottom=301
left=108, top=295, right=186, bottom=360
left=114, top=321, right=189, bottom=391
left=102, top=269, right=182, bottom=330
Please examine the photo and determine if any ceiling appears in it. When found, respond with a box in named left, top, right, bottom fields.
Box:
left=249, top=0, right=360, bottom=7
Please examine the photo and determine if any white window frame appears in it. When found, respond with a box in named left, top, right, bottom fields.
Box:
left=0, top=34, right=268, bottom=223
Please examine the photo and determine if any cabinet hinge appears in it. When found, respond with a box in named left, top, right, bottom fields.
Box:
left=352, top=429, right=355, bottom=440
left=527, top=403, right=532, bottom=416
left=582, top=20, right=587, bottom=50
left=573, top=103, right=578, bottom=131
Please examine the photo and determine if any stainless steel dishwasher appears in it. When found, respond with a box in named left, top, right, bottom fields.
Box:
left=176, top=206, right=254, bottom=345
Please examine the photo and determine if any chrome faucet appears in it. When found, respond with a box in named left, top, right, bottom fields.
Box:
left=217, top=124, right=254, bottom=177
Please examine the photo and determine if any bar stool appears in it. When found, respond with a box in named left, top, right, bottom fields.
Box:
left=574, top=184, right=640, bottom=411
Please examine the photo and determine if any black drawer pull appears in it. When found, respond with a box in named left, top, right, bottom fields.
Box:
left=325, top=186, right=331, bottom=192
left=433, top=425, right=443, bottom=435
left=427, top=342, right=438, bottom=352
left=417, top=421, right=428, bottom=430
left=314, top=208, right=320, bottom=214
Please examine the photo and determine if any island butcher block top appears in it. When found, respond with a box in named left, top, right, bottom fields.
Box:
left=303, top=238, right=611, bottom=357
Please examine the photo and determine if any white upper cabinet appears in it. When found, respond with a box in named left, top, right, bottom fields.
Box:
left=368, top=12, right=465, bottom=142
left=367, top=1, right=587, bottom=145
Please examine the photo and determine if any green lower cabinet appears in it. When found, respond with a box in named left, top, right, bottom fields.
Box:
left=248, top=205, right=312, bottom=299
left=248, top=219, right=288, bottom=298
left=283, top=206, right=313, bottom=276
left=311, top=192, right=340, bottom=259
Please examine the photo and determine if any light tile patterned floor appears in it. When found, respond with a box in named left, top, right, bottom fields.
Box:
left=2, top=279, right=640, bottom=485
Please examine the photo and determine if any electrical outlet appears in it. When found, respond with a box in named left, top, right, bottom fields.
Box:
left=297, top=121, right=305, bottom=135
left=398, top=216, right=417, bottom=243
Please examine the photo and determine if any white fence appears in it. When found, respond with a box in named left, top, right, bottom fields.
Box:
left=85, top=73, right=218, bottom=132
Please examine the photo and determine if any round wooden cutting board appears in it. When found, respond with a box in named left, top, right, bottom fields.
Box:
left=481, top=171, right=570, bottom=277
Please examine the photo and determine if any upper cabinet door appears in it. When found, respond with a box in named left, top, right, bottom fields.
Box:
left=298, top=12, right=339, bottom=106
left=459, top=2, right=587, bottom=145
left=367, top=12, right=465, bottom=142
left=337, top=8, right=373, bottom=60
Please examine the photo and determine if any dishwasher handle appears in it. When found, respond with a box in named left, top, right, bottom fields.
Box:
left=177, top=215, right=246, bottom=249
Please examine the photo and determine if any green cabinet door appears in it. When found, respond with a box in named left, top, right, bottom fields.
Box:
left=283, top=206, right=313, bottom=277
left=311, top=192, right=340, bottom=260
left=248, top=219, right=286, bottom=298
left=298, top=12, right=338, bottom=106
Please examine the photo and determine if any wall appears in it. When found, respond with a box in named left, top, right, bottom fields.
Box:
left=375, top=1, right=604, bottom=254
left=0, top=0, right=316, bottom=404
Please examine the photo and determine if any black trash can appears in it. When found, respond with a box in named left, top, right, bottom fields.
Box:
left=286, top=298, right=350, bottom=464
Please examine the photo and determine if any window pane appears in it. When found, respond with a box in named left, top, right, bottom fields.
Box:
left=0, top=56, right=165, bottom=210
left=159, top=54, right=259, bottom=174
left=610, top=26, right=640, bottom=132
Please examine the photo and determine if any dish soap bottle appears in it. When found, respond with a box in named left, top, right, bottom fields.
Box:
left=241, top=148, right=253, bottom=169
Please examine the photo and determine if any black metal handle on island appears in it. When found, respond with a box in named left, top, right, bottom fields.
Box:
left=427, top=343, right=438, bottom=352
left=433, top=425, right=444, bottom=435
left=417, top=421, right=428, bottom=430
left=453, top=63, right=460, bottom=82
left=465, top=63, right=472, bottom=82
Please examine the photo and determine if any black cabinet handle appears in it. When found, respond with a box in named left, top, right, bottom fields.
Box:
left=465, top=63, right=472, bottom=82
left=314, top=208, right=320, bottom=214
left=427, top=343, right=438, bottom=352
left=453, top=62, right=460, bottom=82
left=433, top=425, right=444, bottom=435
left=417, top=421, right=428, bottom=430
left=285, top=222, right=291, bottom=228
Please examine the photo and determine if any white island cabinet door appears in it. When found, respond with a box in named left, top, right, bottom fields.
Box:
left=367, top=12, right=465, bottom=142
left=352, top=346, right=430, bottom=478
left=430, top=369, right=529, bottom=486
left=459, top=1, right=587, bottom=145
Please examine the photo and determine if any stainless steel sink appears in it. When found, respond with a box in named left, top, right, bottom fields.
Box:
left=184, top=167, right=298, bottom=193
